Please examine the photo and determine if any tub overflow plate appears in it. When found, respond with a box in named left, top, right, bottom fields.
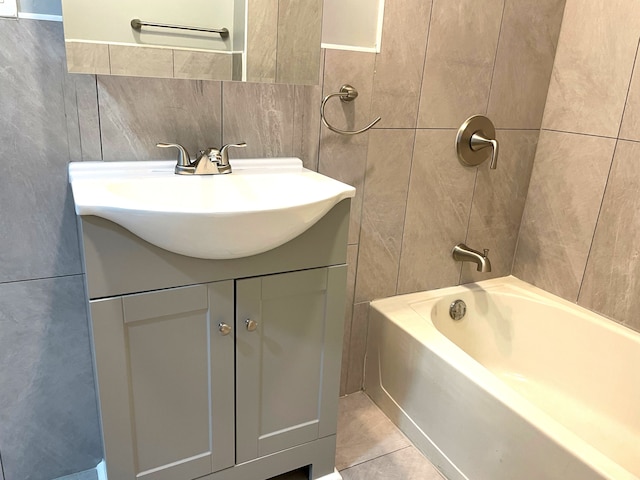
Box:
left=449, top=300, right=467, bottom=321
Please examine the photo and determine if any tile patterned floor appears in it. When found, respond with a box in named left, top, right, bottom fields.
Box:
left=271, top=392, right=444, bottom=480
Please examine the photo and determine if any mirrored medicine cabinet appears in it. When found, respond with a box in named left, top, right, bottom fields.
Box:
left=61, top=0, right=385, bottom=86
left=61, top=0, right=323, bottom=85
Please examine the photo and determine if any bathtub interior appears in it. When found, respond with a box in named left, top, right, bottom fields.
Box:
left=366, top=276, right=640, bottom=480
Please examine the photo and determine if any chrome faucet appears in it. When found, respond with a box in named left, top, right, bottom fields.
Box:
left=156, top=142, right=247, bottom=175
left=452, top=243, right=492, bottom=272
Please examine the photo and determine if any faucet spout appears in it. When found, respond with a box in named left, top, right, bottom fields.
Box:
left=452, top=243, right=492, bottom=272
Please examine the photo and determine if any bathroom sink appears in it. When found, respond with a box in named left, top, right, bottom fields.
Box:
left=69, top=158, right=355, bottom=259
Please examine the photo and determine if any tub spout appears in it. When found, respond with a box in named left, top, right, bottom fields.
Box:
left=452, top=243, right=492, bottom=272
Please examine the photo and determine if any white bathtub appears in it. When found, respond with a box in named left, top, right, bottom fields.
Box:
left=364, top=276, right=640, bottom=480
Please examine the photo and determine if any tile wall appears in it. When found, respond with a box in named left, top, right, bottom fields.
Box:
left=0, top=20, right=102, bottom=480
left=0, top=0, right=566, bottom=477
left=337, top=0, right=565, bottom=392
left=513, top=0, right=640, bottom=333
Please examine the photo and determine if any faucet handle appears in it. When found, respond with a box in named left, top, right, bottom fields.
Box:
left=483, top=249, right=490, bottom=258
left=219, top=142, right=247, bottom=165
left=157, top=143, right=194, bottom=174
left=470, top=132, right=499, bottom=170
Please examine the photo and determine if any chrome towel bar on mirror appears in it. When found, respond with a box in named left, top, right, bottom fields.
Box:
left=130, top=19, right=230, bottom=38
left=320, top=84, right=381, bottom=135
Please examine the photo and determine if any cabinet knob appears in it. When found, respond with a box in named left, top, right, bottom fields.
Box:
left=218, top=323, right=232, bottom=336
left=245, top=319, right=258, bottom=332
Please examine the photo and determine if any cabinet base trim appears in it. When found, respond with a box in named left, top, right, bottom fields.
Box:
left=202, top=435, right=337, bottom=480
left=317, top=469, right=343, bottom=480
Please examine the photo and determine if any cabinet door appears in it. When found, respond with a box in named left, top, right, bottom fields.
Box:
left=235, top=265, right=347, bottom=463
left=90, top=282, right=235, bottom=480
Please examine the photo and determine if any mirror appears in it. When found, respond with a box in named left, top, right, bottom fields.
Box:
left=61, top=0, right=322, bottom=85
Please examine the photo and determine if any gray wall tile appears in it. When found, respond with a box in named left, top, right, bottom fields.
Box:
left=513, top=130, right=615, bottom=301
left=222, top=82, right=295, bottom=158
left=0, top=276, right=102, bottom=480
left=578, top=140, right=640, bottom=332
left=619, top=44, right=640, bottom=142
left=173, top=51, right=233, bottom=81
left=246, top=0, right=278, bottom=83
left=370, top=0, right=432, bottom=128
left=319, top=131, right=369, bottom=246
left=276, top=0, right=323, bottom=85
left=293, top=50, right=324, bottom=171
left=541, top=0, right=640, bottom=137
left=417, top=0, right=504, bottom=128
left=512, top=0, right=640, bottom=343
left=487, top=0, right=566, bottom=129
left=98, top=76, right=222, bottom=162
left=75, top=76, right=102, bottom=162
left=0, top=19, right=83, bottom=283
left=397, top=130, right=476, bottom=294
left=108, top=45, right=173, bottom=78
left=340, top=245, right=359, bottom=397
left=321, top=50, right=376, bottom=135
left=64, top=74, right=101, bottom=163
left=355, top=129, right=414, bottom=303
left=461, top=130, right=538, bottom=284
left=319, top=50, right=376, bottom=245
left=293, top=84, right=322, bottom=170
left=65, top=42, right=110, bottom=75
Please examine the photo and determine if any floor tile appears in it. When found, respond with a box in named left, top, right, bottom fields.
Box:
left=55, top=469, right=98, bottom=480
left=336, top=392, right=411, bottom=470
left=340, top=446, right=444, bottom=480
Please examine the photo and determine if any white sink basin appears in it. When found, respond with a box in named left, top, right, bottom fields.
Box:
left=69, top=158, right=355, bottom=259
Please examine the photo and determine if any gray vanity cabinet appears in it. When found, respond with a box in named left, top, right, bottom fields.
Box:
left=90, top=266, right=345, bottom=480
left=90, top=281, right=236, bottom=480
left=235, top=267, right=346, bottom=464
left=79, top=199, right=351, bottom=480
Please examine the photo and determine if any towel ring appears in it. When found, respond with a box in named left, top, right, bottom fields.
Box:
left=320, top=84, right=381, bottom=136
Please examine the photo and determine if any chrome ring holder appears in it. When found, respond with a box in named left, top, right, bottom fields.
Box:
left=320, top=84, right=381, bottom=136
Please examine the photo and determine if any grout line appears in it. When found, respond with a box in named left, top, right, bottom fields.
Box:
left=458, top=166, right=479, bottom=286
left=576, top=138, right=619, bottom=302
left=313, top=51, right=327, bottom=172
left=576, top=38, right=640, bottom=301
left=95, top=75, right=104, bottom=161
left=484, top=0, right=507, bottom=114
left=74, top=87, right=84, bottom=160
left=0, top=273, right=85, bottom=287
left=220, top=81, right=224, bottom=143
left=344, top=249, right=361, bottom=392
left=368, top=127, right=548, bottom=131
left=616, top=36, right=640, bottom=139
left=339, top=446, right=414, bottom=473
left=394, top=129, right=417, bottom=295
left=509, top=145, right=539, bottom=276
left=414, top=1, right=435, bottom=128
left=541, top=127, right=618, bottom=140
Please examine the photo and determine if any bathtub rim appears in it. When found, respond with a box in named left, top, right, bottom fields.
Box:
left=368, top=275, right=638, bottom=480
